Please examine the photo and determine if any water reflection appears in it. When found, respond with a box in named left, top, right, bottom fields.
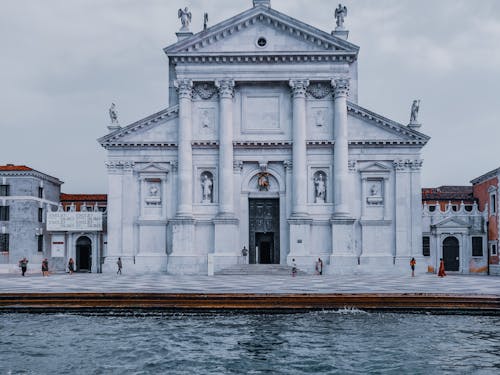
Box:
left=0, top=312, right=498, bottom=374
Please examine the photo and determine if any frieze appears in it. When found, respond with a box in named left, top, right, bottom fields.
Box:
left=393, top=159, right=423, bottom=171
left=193, top=82, right=218, bottom=100
left=105, top=161, right=135, bottom=170
left=348, top=160, right=357, bottom=171
left=306, top=82, right=332, bottom=99
left=233, top=160, right=244, bottom=172
left=283, top=160, right=293, bottom=171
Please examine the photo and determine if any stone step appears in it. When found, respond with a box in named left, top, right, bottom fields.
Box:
left=216, top=264, right=307, bottom=276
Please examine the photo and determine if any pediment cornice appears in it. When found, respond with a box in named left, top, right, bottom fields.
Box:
left=164, top=6, right=359, bottom=59
left=347, top=101, right=430, bottom=145
left=98, top=105, right=179, bottom=148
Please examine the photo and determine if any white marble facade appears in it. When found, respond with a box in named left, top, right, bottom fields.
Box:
left=99, top=0, right=430, bottom=274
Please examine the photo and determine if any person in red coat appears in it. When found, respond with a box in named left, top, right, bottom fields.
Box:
left=438, top=258, right=446, bottom=277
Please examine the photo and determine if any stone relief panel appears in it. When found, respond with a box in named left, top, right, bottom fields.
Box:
left=198, top=108, right=216, bottom=138
left=248, top=173, right=279, bottom=193
left=366, top=179, right=383, bottom=206
left=192, top=82, right=218, bottom=100
left=145, top=179, right=162, bottom=206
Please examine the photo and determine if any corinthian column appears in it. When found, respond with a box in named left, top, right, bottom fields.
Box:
left=289, top=79, right=309, bottom=217
left=174, top=79, right=193, bottom=217
left=332, top=78, right=350, bottom=217
left=215, top=79, right=235, bottom=217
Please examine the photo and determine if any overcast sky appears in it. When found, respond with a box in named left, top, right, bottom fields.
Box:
left=1, top=0, right=499, bottom=193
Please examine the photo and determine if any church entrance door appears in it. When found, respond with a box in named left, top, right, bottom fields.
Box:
left=249, top=199, right=279, bottom=264
left=76, top=236, right=92, bottom=272
left=443, top=236, right=459, bottom=271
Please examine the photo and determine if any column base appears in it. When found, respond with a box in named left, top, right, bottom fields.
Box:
left=214, top=217, right=239, bottom=255
left=331, top=217, right=356, bottom=255
left=288, top=218, right=312, bottom=257
left=208, top=253, right=245, bottom=276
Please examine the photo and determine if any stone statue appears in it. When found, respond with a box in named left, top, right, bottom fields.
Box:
left=314, top=173, right=326, bottom=203
left=178, top=7, right=192, bottom=31
left=370, top=184, right=379, bottom=196
left=410, top=99, right=420, bottom=123
left=203, top=12, right=208, bottom=31
left=149, top=185, right=159, bottom=197
left=334, top=4, right=348, bottom=29
left=109, top=103, right=118, bottom=124
left=201, top=173, right=213, bottom=202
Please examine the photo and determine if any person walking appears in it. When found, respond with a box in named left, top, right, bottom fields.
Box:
left=291, top=258, right=297, bottom=277
left=117, top=257, right=122, bottom=275
left=19, top=257, right=28, bottom=276
left=41, top=258, right=49, bottom=277
left=315, top=257, right=323, bottom=275
left=68, top=258, right=75, bottom=275
left=410, top=257, right=416, bottom=277
left=437, top=258, right=446, bottom=277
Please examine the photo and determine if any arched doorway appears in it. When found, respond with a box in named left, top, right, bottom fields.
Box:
left=442, top=236, right=459, bottom=271
left=76, top=236, right=92, bottom=272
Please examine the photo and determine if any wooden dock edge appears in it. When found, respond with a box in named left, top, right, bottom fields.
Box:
left=0, top=293, right=498, bottom=314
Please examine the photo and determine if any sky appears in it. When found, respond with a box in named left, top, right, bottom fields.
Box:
left=1, top=0, right=499, bottom=193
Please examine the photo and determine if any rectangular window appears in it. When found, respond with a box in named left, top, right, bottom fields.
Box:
left=0, top=206, right=9, bottom=221
left=38, top=187, right=43, bottom=198
left=472, top=237, right=483, bottom=257
left=492, top=243, right=498, bottom=256
left=422, top=236, right=430, bottom=256
left=38, top=208, right=43, bottom=223
left=0, top=234, right=9, bottom=252
left=491, top=194, right=497, bottom=214
left=37, top=235, right=43, bottom=252
left=0, top=185, right=9, bottom=196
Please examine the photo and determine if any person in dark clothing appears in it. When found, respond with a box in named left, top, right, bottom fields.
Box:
left=19, top=257, right=28, bottom=276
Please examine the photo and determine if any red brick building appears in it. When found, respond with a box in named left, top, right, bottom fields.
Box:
left=471, top=168, right=500, bottom=275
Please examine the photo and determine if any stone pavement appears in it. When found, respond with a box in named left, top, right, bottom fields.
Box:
left=0, top=272, right=498, bottom=295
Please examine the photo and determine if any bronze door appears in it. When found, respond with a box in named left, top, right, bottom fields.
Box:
left=443, top=236, right=459, bottom=271
left=249, top=199, right=280, bottom=264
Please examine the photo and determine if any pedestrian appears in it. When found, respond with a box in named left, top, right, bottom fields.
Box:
left=41, top=258, right=49, bottom=277
left=437, top=258, right=446, bottom=277
left=410, top=257, right=416, bottom=277
left=68, top=258, right=75, bottom=275
left=18, top=257, right=28, bottom=277
left=291, top=258, right=297, bottom=277
left=117, top=257, right=122, bottom=275
left=315, top=257, right=323, bottom=275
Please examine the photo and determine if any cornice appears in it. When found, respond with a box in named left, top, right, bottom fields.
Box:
left=0, top=170, right=63, bottom=185
left=470, top=167, right=500, bottom=185
left=98, top=105, right=179, bottom=146
left=347, top=101, right=430, bottom=144
left=165, top=6, right=359, bottom=56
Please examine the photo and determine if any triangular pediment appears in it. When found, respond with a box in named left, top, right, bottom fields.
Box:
left=359, top=162, right=391, bottom=173
left=165, top=6, right=359, bottom=56
left=98, top=106, right=179, bottom=147
left=138, top=163, right=168, bottom=173
left=347, top=102, right=430, bottom=145
left=433, top=217, right=471, bottom=228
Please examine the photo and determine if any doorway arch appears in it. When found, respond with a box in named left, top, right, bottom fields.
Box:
left=76, top=236, right=92, bottom=272
left=442, top=236, right=459, bottom=271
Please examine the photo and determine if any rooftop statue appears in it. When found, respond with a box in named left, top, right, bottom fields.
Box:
left=334, top=4, right=348, bottom=29
left=109, top=103, right=118, bottom=124
left=178, top=7, right=192, bottom=31
left=203, top=12, right=208, bottom=31
left=410, top=100, right=420, bottom=124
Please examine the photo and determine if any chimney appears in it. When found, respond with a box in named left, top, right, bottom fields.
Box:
left=253, top=0, right=271, bottom=7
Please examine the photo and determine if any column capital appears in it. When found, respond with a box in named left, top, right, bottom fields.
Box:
left=332, top=78, right=350, bottom=98
left=289, top=79, right=310, bottom=98
left=215, top=79, right=235, bottom=98
left=174, top=79, right=193, bottom=99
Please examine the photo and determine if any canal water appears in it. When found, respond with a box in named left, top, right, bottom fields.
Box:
left=0, top=311, right=498, bottom=374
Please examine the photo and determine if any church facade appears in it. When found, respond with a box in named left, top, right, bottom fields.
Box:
left=99, top=0, right=429, bottom=274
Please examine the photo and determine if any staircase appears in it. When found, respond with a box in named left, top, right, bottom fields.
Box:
left=216, top=264, right=307, bottom=276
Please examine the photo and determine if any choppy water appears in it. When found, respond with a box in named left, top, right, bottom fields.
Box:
left=0, top=311, right=499, bottom=374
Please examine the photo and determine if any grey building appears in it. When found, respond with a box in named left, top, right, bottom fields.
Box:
left=0, top=165, right=62, bottom=273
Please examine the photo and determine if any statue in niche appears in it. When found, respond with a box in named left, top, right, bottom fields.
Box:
left=257, top=172, right=270, bottom=191
left=314, top=173, right=327, bottom=203
left=314, top=110, right=325, bottom=127
left=201, top=110, right=211, bottom=128
left=109, top=103, right=118, bottom=124
left=203, top=12, right=208, bottom=31
left=201, top=173, right=213, bottom=203
left=178, top=7, right=192, bottom=31
left=334, top=4, right=348, bottom=29
left=370, top=183, right=378, bottom=196
left=367, top=182, right=383, bottom=205
left=149, top=184, right=159, bottom=197
left=410, top=99, right=420, bottom=123
left=145, top=182, right=161, bottom=206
